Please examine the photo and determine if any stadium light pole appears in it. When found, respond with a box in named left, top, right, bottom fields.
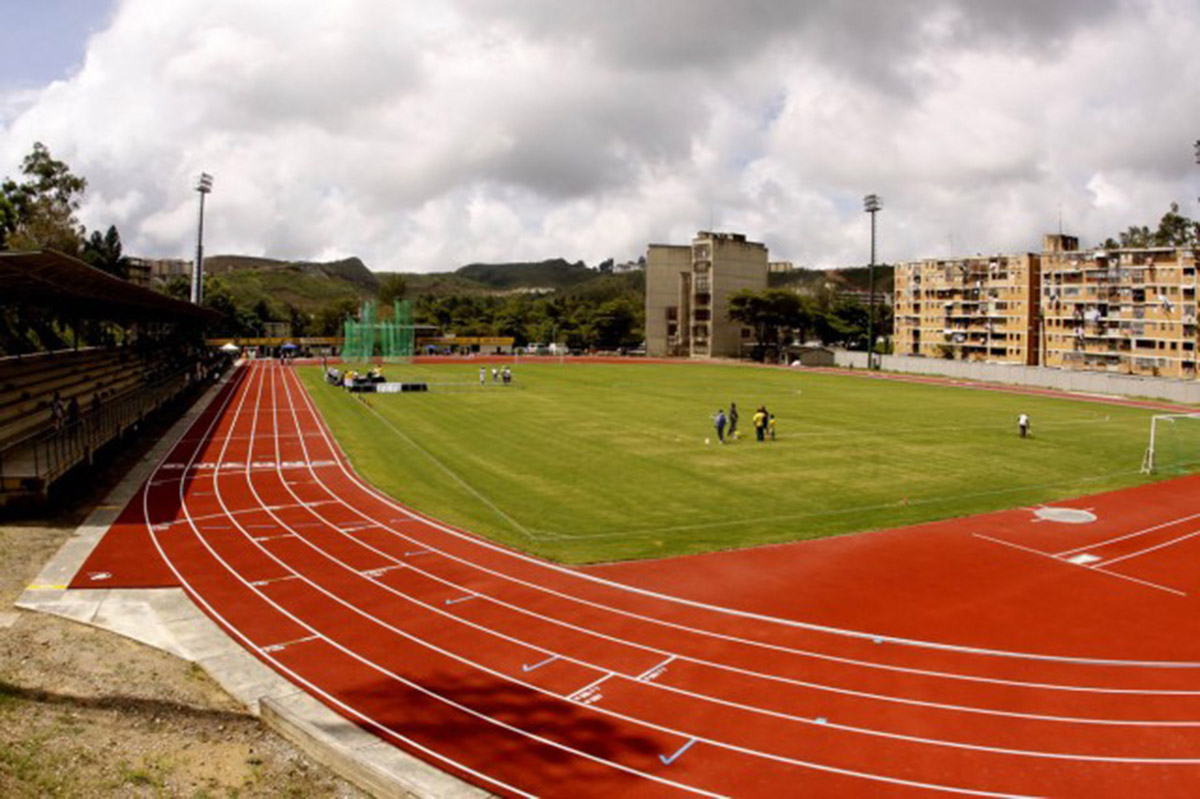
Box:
left=864, top=193, right=882, bottom=369
left=191, top=172, right=214, bottom=305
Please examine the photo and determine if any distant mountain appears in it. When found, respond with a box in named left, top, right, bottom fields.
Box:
left=198, top=255, right=378, bottom=316
left=204, top=254, right=379, bottom=292
left=454, top=258, right=593, bottom=291
left=770, top=264, right=895, bottom=295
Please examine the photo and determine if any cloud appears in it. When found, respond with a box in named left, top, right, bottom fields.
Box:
left=1, top=0, right=1196, bottom=272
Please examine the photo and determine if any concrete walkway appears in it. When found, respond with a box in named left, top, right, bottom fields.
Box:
left=15, top=367, right=489, bottom=799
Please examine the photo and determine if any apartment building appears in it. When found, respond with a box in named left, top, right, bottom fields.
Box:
left=893, top=252, right=1040, bottom=365
left=1041, top=234, right=1198, bottom=378
left=645, top=232, right=769, bottom=358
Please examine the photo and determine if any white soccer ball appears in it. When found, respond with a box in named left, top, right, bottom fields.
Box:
left=705, top=438, right=711, bottom=445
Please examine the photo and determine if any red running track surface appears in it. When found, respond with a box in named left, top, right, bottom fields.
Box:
left=73, top=361, right=1200, bottom=797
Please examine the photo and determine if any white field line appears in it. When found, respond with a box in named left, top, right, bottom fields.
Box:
left=1098, top=527, right=1200, bottom=569
left=355, top=399, right=544, bottom=542
left=527, top=467, right=1151, bottom=542
left=287, top=367, right=1200, bottom=672
left=1055, top=511, right=1200, bottom=558
left=972, top=534, right=1186, bottom=598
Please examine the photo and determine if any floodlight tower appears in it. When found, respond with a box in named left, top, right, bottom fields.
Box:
left=191, top=172, right=214, bottom=305
left=863, top=193, right=882, bottom=369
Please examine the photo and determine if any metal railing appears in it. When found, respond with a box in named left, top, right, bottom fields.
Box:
left=0, top=367, right=198, bottom=495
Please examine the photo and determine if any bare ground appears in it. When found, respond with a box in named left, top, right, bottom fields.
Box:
left=0, top=410, right=368, bottom=798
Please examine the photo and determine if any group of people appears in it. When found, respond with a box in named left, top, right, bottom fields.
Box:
left=480, top=366, right=513, bottom=385
left=327, top=366, right=386, bottom=389
left=712, top=401, right=775, bottom=444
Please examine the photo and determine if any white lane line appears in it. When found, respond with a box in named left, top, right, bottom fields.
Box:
left=638, top=656, right=676, bottom=682
left=262, top=634, right=320, bottom=653
left=522, top=655, right=560, bottom=673
left=568, top=674, right=614, bottom=702
left=974, top=534, right=1186, bottom=598
left=250, top=575, right=300, bottom=587
left=252, top=533, right=297, bottom=543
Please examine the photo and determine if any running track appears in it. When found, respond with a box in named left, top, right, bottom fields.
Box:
left=72, top=361, right=1200, bottom=796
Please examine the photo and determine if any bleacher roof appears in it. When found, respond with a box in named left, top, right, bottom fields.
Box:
left=0, top=250, right=220, bottom=324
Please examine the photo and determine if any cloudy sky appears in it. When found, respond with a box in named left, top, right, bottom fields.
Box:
left=1, top=0, right=1198, bottom=272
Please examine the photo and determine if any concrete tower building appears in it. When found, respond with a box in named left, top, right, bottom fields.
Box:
left=645, top=231, right=769, bottom=358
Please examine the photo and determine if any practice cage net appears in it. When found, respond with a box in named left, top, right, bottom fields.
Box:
left=341, top=300, right=414, bottom=362
left=1141, top=413, right=1200, bottom=475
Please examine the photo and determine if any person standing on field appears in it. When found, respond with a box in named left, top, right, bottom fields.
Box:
left=768, top=413, right=776, bottom=441
left=1018, top=413, right=1030, bottom=438
left=753, top=406, right=767, bottom=442
left=713, top=409, right=727, bottom=444
left=480, top=367, right=486, bottom=385
left=728, top=402, right=739, bottom=440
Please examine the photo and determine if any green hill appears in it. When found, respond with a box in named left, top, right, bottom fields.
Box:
left=454, top=258, right=594, bottom=291
left=202, top=255, right=378, bottom=316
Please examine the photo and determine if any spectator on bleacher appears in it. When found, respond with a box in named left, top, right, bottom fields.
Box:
left=90, top=393, right=102, bottom=415
left=51, top=391, right=65, bottom=430
left=67, top=396, right=80, bottom=426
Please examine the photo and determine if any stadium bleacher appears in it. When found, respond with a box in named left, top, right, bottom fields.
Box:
left=0, top=250, right=223, bottom=505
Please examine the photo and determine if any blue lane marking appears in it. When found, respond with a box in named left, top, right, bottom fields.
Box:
left=659, top=737, right=697, bottom=766
left=521, top=654, right=560, bottom=672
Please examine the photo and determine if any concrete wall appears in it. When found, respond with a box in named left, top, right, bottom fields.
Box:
left=832, top=351, right=1200, bottom=404
left=708, top=236, right=769, bottom=358
left=645, top=245, right=691, bottom=357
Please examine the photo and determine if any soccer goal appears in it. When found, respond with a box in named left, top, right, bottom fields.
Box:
left=1141, top=413, right=1200, bottom=474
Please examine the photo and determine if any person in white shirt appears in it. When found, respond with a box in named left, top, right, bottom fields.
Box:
left=1018, top=413, right=1030, bottom=438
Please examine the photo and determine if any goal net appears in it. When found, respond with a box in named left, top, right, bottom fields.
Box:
left=1141, top=413, right=1200, bottom=475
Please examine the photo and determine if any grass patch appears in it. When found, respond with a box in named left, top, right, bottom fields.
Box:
left=297, top=362, right=1172, bottom=564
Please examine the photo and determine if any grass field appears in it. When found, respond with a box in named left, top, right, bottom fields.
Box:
left=297, top=362, right=1178, bottom=565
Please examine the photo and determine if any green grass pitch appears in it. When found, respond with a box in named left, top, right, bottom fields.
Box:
left=297, top=362, right=1171, bottom=565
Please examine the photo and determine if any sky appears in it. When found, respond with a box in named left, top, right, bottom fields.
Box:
left=1, top=0, right=1199, bottom=273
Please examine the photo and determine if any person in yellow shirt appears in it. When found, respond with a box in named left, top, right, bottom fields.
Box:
left=768, top=413, right=776, bottom=441
left=752, top=407, right=767, bottom=442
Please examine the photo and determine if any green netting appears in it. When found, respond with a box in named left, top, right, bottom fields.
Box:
left=341, top=300, right=414, bottom=362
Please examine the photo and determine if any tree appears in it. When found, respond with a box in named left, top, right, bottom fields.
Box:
left=81, top=225, right=130, bottom=279
left=728, top=289, right=808, bottom=360
left=2, top=142, right=88, bottom=254
left=1106, top=203, right=1199, bottom=249
left=0, top=192, right=16, bottom=249
left=378, top=273, right=407, bottom=306
left=315, top=298, right=360, bottom=336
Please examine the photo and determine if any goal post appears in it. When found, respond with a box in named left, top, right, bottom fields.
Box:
left=1141, top=413, right=1200, bottom=475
